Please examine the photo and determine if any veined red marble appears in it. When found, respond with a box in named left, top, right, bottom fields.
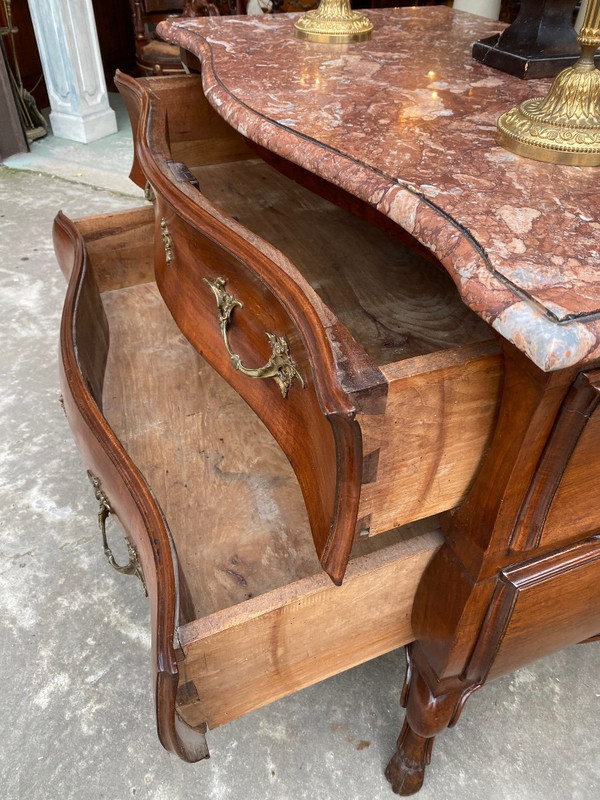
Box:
left=159, top=8, right=600, bottom=372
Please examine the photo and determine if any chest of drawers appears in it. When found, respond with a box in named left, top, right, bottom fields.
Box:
left=56, top=64, right=499, bottom=759
left=56, top=8, right=600, bottom=794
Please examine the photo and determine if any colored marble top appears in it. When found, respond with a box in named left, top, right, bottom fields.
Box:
left=159, top=8, right=600, bottom=372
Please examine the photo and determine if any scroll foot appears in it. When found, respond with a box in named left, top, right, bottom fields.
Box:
left=385, top=719, right=434, bottom=796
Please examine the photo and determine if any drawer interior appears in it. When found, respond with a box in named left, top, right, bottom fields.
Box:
left=173, top=150, right=493, bottom=371
left=77, top=208, right=443, bottom=728
left=185, top=159, right=496, bottom=368
left=143, top=76, right=504, bottom=539
left=102, top=272, right=321, bottom=617
left=141, top=74, right=495, bottom=369
left=95, top=224, right=439, bottom=618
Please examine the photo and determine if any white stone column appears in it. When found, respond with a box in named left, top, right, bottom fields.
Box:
left=453, top=0, right=501, bottom=20
left=27, top=0, right=117, bottom=143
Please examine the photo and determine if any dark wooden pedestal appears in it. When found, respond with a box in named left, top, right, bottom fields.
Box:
left=472, top=0, right=581, bottom=79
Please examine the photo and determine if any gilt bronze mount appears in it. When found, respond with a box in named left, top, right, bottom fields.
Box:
left=160, top=218, right=174, bottom=264
left=87, top=472, right=147, bottom=595
left=204, top=277, right=305, bottom=398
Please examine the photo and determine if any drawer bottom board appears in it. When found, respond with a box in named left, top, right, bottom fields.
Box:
left=102, top=279, right=322, bottom=618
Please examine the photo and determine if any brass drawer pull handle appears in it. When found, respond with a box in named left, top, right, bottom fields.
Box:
left=204, top=276, right=305, bottom=398
left=88, top=473, right=147, bottom=596
left=161, top=218, right=173, bottom=265
left=144, top=181, right=155, bottom=202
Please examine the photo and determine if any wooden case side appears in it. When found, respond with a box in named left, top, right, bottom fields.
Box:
left=135, top=72, right=254, bottom=167
left=115, top=72, right=147, bottom=191
left=54, top=208, right=208, bottom=763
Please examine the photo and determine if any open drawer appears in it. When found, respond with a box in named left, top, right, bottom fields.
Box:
left=55, top=207, right=444, bottom=760
left=116, top=72, right=504, bottom=584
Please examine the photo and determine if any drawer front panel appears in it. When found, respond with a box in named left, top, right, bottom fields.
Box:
left=154, top=196, right=358, bottom=581
left=118, top=68, right=363, bottom=582
left=464, top=537, right=600, bottom=684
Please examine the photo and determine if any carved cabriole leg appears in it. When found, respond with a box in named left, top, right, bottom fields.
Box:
left=385, top=718, right=433, bottom=796
left=385, top=644, right=468, bottom=794
left=386, top=343, right=586, bottom=795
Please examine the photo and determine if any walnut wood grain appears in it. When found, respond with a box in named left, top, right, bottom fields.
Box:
left=386, top=345, right=600, bottom=794
left=444, top=344, right=578, bottom=579
left=98, top=52, right=600, bottom=793
left=116, top=75, right=147, bottom=191
left=69, top=208, right=155, bottom=290
left=518, top=370, right=600, bottom=550
left=470, top=536, right=600, bottom=683
left=140, top=78, right=504, bottom=546
left=359, top=343, right=502, bottom=535
left=116, top=70, right=367, bottom=584
left=187, top=159, right=494, bottom=368
left=116, top=70, right=507, bottom=583
left=101, top=280, right=322, bottom=616
left=156, top=190, right=361, bottom=584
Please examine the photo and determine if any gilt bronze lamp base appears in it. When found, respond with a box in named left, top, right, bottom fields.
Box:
left=497, top=0, right=600, bottom=165
left=294, top=0, right=373, bottom=44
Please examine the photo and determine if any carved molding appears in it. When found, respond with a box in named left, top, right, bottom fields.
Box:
left=465, top=536, right=600, bottom=685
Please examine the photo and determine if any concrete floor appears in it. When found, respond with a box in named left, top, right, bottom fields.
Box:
left=1, top=95, right=599, bottom=800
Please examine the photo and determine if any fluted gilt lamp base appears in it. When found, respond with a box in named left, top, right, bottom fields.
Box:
left=294, top=0, right=373, bottom=44
left=497, top=2, right=600, bottom=166
left=497, top=71, right=600, bottom=166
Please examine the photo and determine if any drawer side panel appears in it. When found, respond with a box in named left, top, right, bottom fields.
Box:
left=358, top=345, right=503, bottom=535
